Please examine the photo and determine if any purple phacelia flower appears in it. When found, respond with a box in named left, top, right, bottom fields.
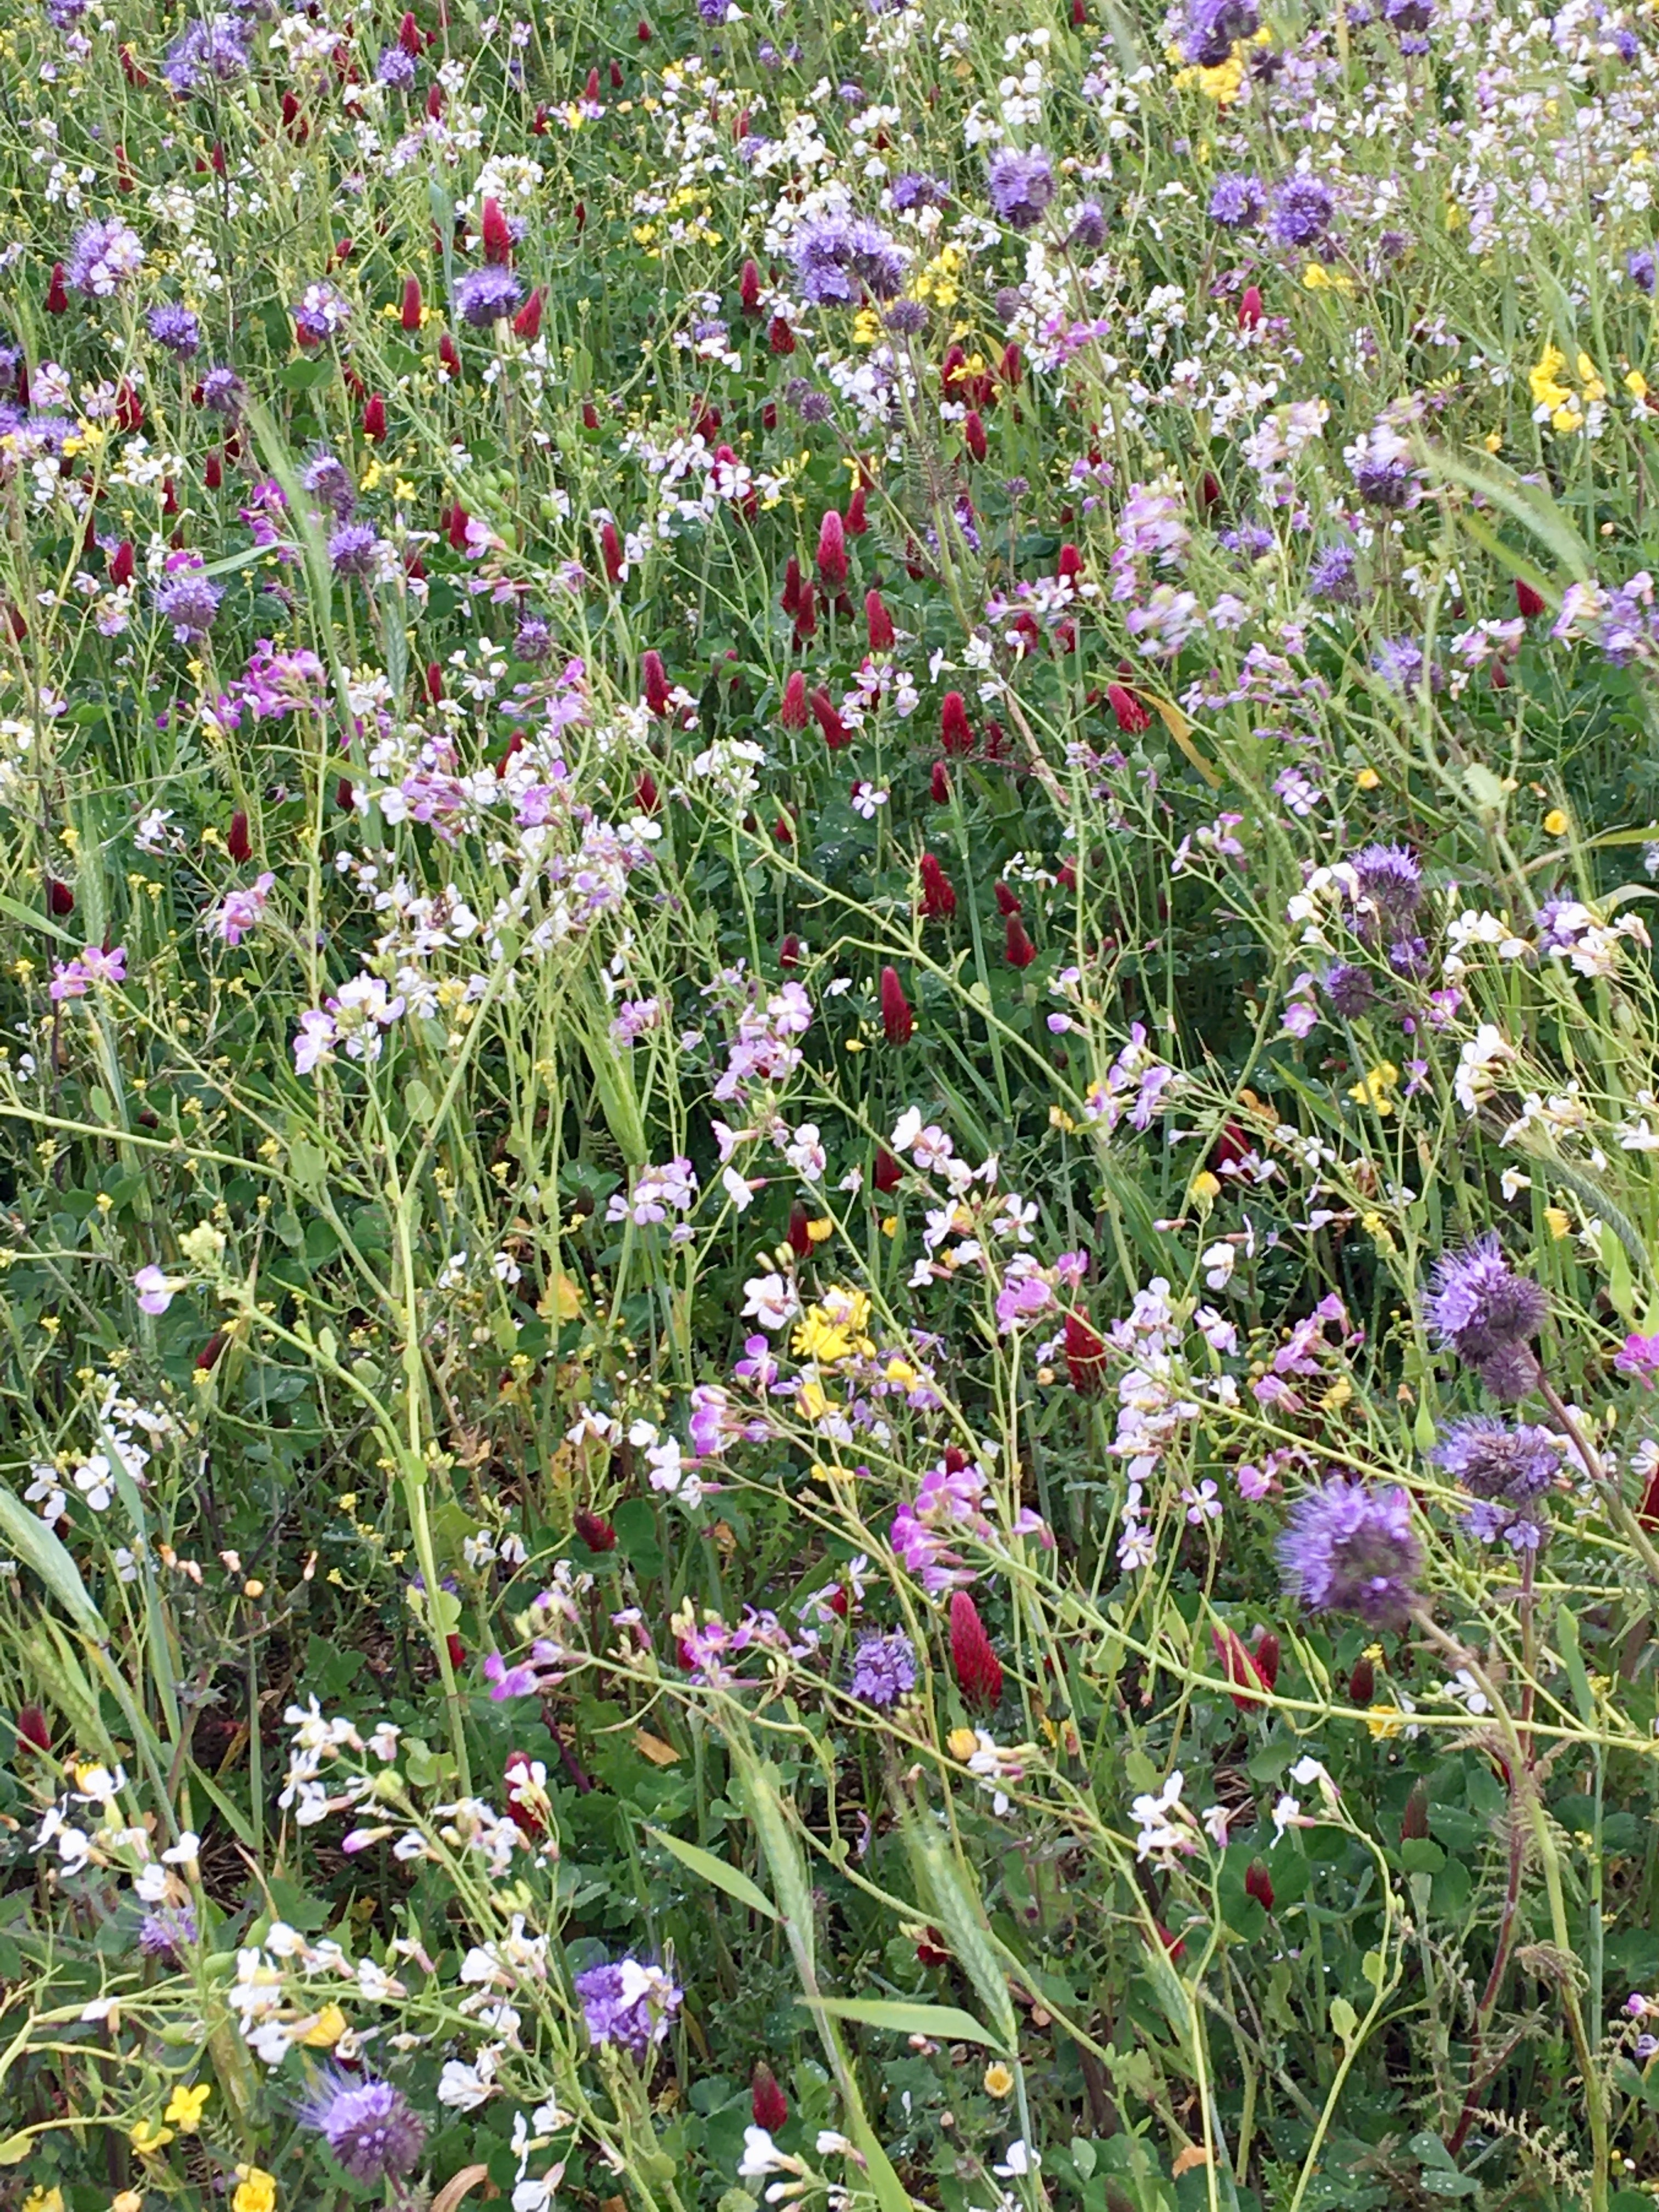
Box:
left=574, top=1957, right=682, bottom=2062
left=849, top=1629, right=918, bottom=1707
left=789, top=212, right=909, bottom=305
left=1425, top=1235, right=1548, bottom=1399
left=986, top=146, right=1056, bottom=232
left=297, top=2070, right=427, bottom=2182
left=455, top=266, right=526, bottom=328
left=1208, top=173, right=1265, bottom=229
left=1278, top=1476, right=1423, bottom=1628
left=147, top=303, right=202, bottom=359
left=1268, top=176, right=1334, bottom=250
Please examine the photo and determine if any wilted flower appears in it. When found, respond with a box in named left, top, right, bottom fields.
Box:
left=1434, top=1415, right=1559, bottom=1500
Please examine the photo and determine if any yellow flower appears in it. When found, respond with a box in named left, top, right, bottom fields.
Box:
left=805, top=1217, right=834, bottom=1244
left=301, top=2004, right=347, bottom=2048
left=24, top=2191, right=65, bottom=2212
left=1364, top=1703, right=1407, bottom=1740
left=1544, top=1205, right=1572, bottom=1239
left=1302, top=262, right=1355, bottom=294
left=1627, top=369, right=1649, bottom=400
left=1190, top=1169, right=1221, bottom=1204
left=796, top=1378, right=833, bottom=1422
left=1576, top=352, right=1606, bottom=402
left=233, top=2168, right=277, bottom=2212
left=1348, top=1063, right=1399, bottom=1114
left=1543, top=807, right=1568, bottom=836
left=112, top=2193, right=145, bottom=2212
left=129, top=2120, right=174, bottom=2155
left=983, top=2061, right=1015, bottom=2096
left=1529, top=343, right=1571, bottom=411
left=852, top=307, right=882, bottom=346
left=163, top=2081, right=211, bottom=2131
left=946, top=1726, right=980, bottom=1760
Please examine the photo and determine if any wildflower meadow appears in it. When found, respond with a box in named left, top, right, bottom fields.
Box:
left=9, top=0, right=1659, bottom=2205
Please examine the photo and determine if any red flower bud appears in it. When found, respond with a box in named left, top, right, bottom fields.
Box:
left=204, top=450, right=223, bottom=491
left=426, top=80, right=445, bottom=119
left=793, top=583, right=817, bottom=644
left=362, top=392, right=387, bottom=442
left=439, top=331, right=462, bottom=380
left=635, top=770, right=659, bottom=815
left=949, top=1590, right=1003, bottom=1709
left=1244, top=1860, right=1274, bottom=1912
left=940, top=690, right=973, bottom=755
left=447, top=1632, right=467, bottom=1671
left=637, top=15, right=652, bottom=35
left=816, top=509, right=848, bottom=590
left=781, top=670, right=809, bottom=729
left=963, top=409, right=987, bottom=462
left=401, top=275, right=424, bottom=331
left=1071, top=0, right=1086, bottom=22
left=1212, top=1119, right=1251, bottom=1172
left=1064, top=1311, right=1107, bottom=1393
left=740, top=258, right=762, bottom=315
left=787, top=1201, right=813, bottom=1256
left=574, top=201, right=587, bottom=234
left=918, top=853, right=957, bottom=921
left=1348, top=1654, right=1375, bottom=1706
left=583, top=400, right=600, bottom=430
left=574, top=1510, right=617, bottom=1553
left=880, top=965, right=913, bottom=1045
left=611, top=60, right=624, bottom=88
left=109, top=540, right=135, bottom=589
left=1515, top=577, right=1547, bottom=618
left=1107, top=681, right=1151, bottom=735
left=47, top=877, right=75, bottom=918
left=779, top=933, right=802, bottom=970
left=196, top=1330, right=228, bottom=1372
left=1401, top=1779, right=1430, bottom=1842
left=994, top=881, right=1022, bottom=916
left=752, top=2064, right=789, bottom=2134
left=1057, top=541, right=1082, bottom=580
left=810, top=685, right=846, bottom=749
left=16, top=1705, right=51, bottom=1753
left=1211, top=1624, right=1269, bottom=1711
left=398, top=10, right=424, bottom=52
left=857, top=592, right=893, bottom=655
left=424, top=661, right=443, bottom=704
left=929, top=760, right=951, bottom=805
left=768, top=315, right=795, bottom=356
left=873, top=1147, right=903, bottom=1193
left=227, top=809, right=252, bottom=864
left=46, top=263, right=67, bottom=315
left=446, top=500, right=470, bottom=550
left=513, top=287, right=543, bottom=341
left=941, top=342, right=968, bottom=398
left=780, top=555, right=803, bottom=618
left=1252, top=1632, right=1280, bottom=1691
left=1003, top=913, right=1036, bottom=968
left=1238, top=284, right=1263, bottom=331
left=847, top=483, right=868, bottom=535
left=585, top=66, right=602, bottom=103
left=482, top=196, right=513, bottom=265
left=642, top=649, right=672, bottom=717
left=1000, top=341, right=1023, bottom=388
left=120, top=41, right=149, bottom=83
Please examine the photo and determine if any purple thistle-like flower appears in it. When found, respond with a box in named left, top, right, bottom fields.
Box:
left=1322, top=962, right=1376, bottom=1019
left=1278, top=1476, right=1423, bottom=1628
left=329, top=522, right=380, bottom=578
left=1268, top=176, right=1334, bottom=250
left=697, top=0, right=733, bottom=20
left=154, top=557, right=223, bottom=645
left=300, top=448, right=356, bottom=521
left=987, top=146, right=1056, bottom=232
left=890, top=171, right=949, bottom=212
left=66, top=217, right=145, bottom=298
left=47, top=0, right=89, bottom=26
left=849, top=1629, right=918, bottom=1707
left=515, top=612, right=554, bottom=662
left=1426, top=1235, right=1548, bottom=1398
left=1434, top=1415, right=1560, bottom=1502
left=574, top=1957, right=682, bottom=2062
left=1307, top=543, right=1361, bottom=604
left=147, top=303, right=202, bottom=359
left=1068, top=200, right=1108, bottom=250
left=884, top=298, right=929, bottom=335
left=163, top=12, right=251, bottom=93
left=376, top=42, right=416, bottom=85
left=1182, top=0, right=1259, bottom=64
left=790, top=212, right=909, bottom=306
left=292, top=283, right=352, bottom=346
left=1207, top=173, right=1265, bottom=229
left=1463, top=1497, right=1548, bottom=1550
left=200, top=363, right=246, bottom=420
left=1372, top=636, right=1431, bottom=692
left=1629, top=248, right=1657, bottom=297
left=1383, top=0, right=1432, bottom=46
left=1349, top=842, right=1421, bottom=923
left=137, top=1903, right=198, bottom=1963
left=455, top=266, right=526, bottom=328
left=297, top=2069, right=427, bottom=2182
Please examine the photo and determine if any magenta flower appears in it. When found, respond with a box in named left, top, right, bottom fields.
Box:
left=49, top=944, right=127, bottom=1000
left=213, top=871, right=275, bottom=947
left=134, top=1265, right=174, bottom=1316
left=1616, top=1333, right=1659, bottom=1385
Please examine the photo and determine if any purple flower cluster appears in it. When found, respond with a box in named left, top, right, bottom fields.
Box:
left=574, top=1956, right=683, bottom=2062
left=986, top=146, right=1055, bottom=231
left=789, top=213, right=909, bottom=306
left=137, top=1902, right=198, bottom=1962
left=1278, top=1476, right=1423, bottom=1628
left=66, top=217, right=145, bottom=298
left=1435, top=1414, right=1559, bottom=1551
left=146, top=303, right=201, bottom=359
left=297, top=2070, right=427, bottom=2183
left=1268, top=176, right=1334, bottom=250
left=163, top=13, right=252, bottom=94
left=848, top=1629, right=918, bottom=1706
left=1425, top=1236, right=1548, bottom=1401
left=455, top=266, right=525, bottom=328
left=154, top=554, right=223, bottom=646
left=1182, top=0, right=1259, bottom=64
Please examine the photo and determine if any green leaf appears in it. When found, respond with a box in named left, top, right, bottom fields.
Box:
left=0, top=1485, right=106, bottom=1637
left=1555, top=1604, right=1597, bottom=1724
left=801, top=1997, right=1002, bottom=2049
left=645, top=1826, right=779, bottom=1921
left=1329, top=1995, right=1359, bottom=2045
left=1425, top=444, right=1593, bottom=581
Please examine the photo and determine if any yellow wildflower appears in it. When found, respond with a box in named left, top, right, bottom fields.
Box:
left=233, top=2169, right=277, bottom=2212
left=300, top=2003, right=347, bottom=2047
left=1302, top=262, right=1355, bottom=294
left=1543, top=808, right=1568, bottom=836
left=129, top=2120, right=174, bottom=2155
left=163, top=2081, right=211, bottom=2131
left=1348, top=1063, right=1400, bottom=1114
left=1529, top=343, right=1572, bottom=412
left=983, top=2062, right=1015, bottom=2096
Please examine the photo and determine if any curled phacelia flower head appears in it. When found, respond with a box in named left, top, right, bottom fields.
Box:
left=848, top=1629, right=918, bottom=1707
left=297, top=2070, right=427, bottom=2183
left=1434, top=1414, right=1560, bottom=1502
left=986, top=146, right=1056, bottom=232
left=1425, top=1235, right=1548, bottom=1398
left=1278, top=1476, right=1423, bottom=1629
